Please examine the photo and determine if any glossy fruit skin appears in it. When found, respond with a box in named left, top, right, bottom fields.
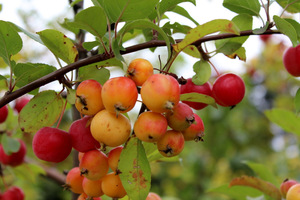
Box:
left=101, top=172, right=127, bottom=198
left=141, top=74, right=180, bottom=113
left=108, top=146, right=123, bottom=172
left=212, top=73, right=245, bottom=107
left=0, top=105, right=9, bottom=123
left=283, top=44, right=300, bottom=77
left=180, top=79, right=213, bottom=110
left=14, top=96, right=30, bottom=113
left=134, top=111, right=168, bottom=143
left=146, top=192, right=162, bottom=200
left=2, top=186, right=24, bottom=200
left=77, top=193, right=102, bottom=200
left=126, top=58, right=154, bottom=86
left=157, top=130, right=185, bottom=157
left=182, top=113, right=205, bottom=142
left=0, top=139, right=26, bottom=167
left=32, top=127, right=72, bottom=163
left=101, top=77, right=138, bottom=113
left=90, top=109, right=131, bottom=147
left=286, top=183, right=300, bottom=200
left=79, top=150, right=109, bottom=180
left=166, top=102, right=195, bottom=131
left=280, top=179, right=298, bottom=198
left=82, top=177, right=104, bottom=197
left=69, top=116, right=100, bottom=152
left=75, top=79, right=104, bottom=116
left=65, top=167, right=84, bottom=194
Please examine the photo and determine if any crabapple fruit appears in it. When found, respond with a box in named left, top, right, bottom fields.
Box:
left=82, top=177, right=104, bottom=197
left=283, top=44, right=300, bottom=77
left=0, top=105, right=9, bottom=123
left=77, top=193, right=102, bottom=200
left=146, top=192, right=162, bottom=200
left=259, top=34, right=271, bottom=43
left=2, top=186, right=24, bottom=200
left=101, top=77, right=138, bottom=113
left=286, top=183, right=300, bottom=200
left=32, top=127, right=72, bottom=163
left=134, top=111, right=168, bottom=143
left=90, top=109, right=131, bottom=147
left=141, top=74, right=180, bottom=113
left=280, top=179, right=298, bottom=198
left=180, top=79, right=213, bottom=110
left=182, top=113, right=205, bottom=142
left=14, top=96, right=30, bottom=113
left=157, top=130, right=185, bottom=157
left=79, top=149, right=109, bottom=180
left=75, top=79, right=104, bottom=116
left=69, top=116, right=100, bottom=152
left=65, top=167, right=84, bottom=194
left=0, top=139, right=26, bottom=167
left=101, top=172, right=127, bottom=198
left=78, top=152, right=84, bottom=163
left=126, top=58, right=154, bottom=86
left=166, top=102, right=195, bottom=131
left=212, top=73, right=245, bottom=107
left=108, top=146, right=123, bottom=172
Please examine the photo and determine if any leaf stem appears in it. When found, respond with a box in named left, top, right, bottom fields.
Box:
left=280, top=0, right=300, bottom=17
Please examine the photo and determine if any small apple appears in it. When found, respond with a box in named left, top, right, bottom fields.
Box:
left=286, top=183, right=300, bottom=200
left=2, top=186, right=25, bottom=200
left=14, top=96, right=30, bottom=113
left=283, top=44, right=300, bottom=77
left=280, top=179, right=298, bottom=198
left=0, top=139, right=26, bottom=167
left=0, top=105, right=9, bottom=123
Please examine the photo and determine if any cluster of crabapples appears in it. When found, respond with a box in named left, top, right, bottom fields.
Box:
left=280, top=179, right=300, bottom=200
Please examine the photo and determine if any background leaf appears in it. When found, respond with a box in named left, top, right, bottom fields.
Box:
left=295, top=88, right=300, bottom=114
left=119, top=137, right=151, bottom=200
left=192, top=60, right=211, bottom=85
left=18, top=90, right=64, bottom=134
left=1, top=134, right=20, bottom=155
left=276, top=0, right=300, bottom=13
left=223, top=0, right=261, bottom=16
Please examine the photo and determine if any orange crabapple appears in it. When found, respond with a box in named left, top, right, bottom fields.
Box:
left=107, top=146, right=123, bottom=172
left=64, top=167, right=84, bottom=194
left=101, top=172, right=127, bottom=198
left=77, top=193, right=102, bottom=200
left=286, top=183, right=300, bottom=200
left=82, top=177, right=104, bottom=197
left=126, top=58, right=154, bottom=86
left=157, top=130, right=185, bottom=157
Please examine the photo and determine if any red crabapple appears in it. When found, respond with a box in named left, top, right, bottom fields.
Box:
left=0, top=139, right=26, bottom=167
left=65, top=167, right=84, bottom=194
left=14, top=96, right=30, bottom=113
left=182, top=113, right=205, bottom=142
left=146, top=192, right=162, bottom=200
left=280, top=179, right=298, bottom=198
left=283, top=44, right=300, bottom=77
left=2, top=186, right=24, bottom=200
left=157, top=130, right=185, bottom=157
left=126, top=58, right=154, bottom=86
left=77, top=193, right=102, bottom=200
left=32, top=127, right=72, bottom=163
left=108, top=146, right=123, bottom=172
left=0, top=105, right=8, bottom=123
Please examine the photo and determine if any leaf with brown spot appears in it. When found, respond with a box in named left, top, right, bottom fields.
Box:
left=119, top=137, right=151, bottom=200
left=229, top=175, right=281, bottom=200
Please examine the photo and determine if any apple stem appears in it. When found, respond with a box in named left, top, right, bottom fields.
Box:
left=56, top=99, right=68, bottom=128
left=208, top=60, right=220, bottom=77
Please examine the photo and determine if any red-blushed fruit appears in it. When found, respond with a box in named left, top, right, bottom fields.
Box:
left=0, top=105, right=9, bottom=123
left=182, top=113, right=205, bottom=142
left=134, top=111, right=168, bottom=143
left=69, top=116, right=100, bottom=152
left=32, top=127, right=72, bottom=163
left=166, top=102, right=195, bottom=131
left=65, top=167, right=84, bottom=194
left=14, top=96, right=30, bottom=113
left=286, top=183, right=300, bottom=200
left=141, top=74, right=180, bottom=113
left=157, top=130, right=185, bottom=157
left=280, top=179, right=298, bottom=198
left=283, top=44, right=300, bottom=77
left=75, top=79, right=104, bottom=116
left=78, top=152, right=84, bottom=163
left=90, top=109, right=131, bottom=147
left=146, top=192, right=162, bottom=200
left=82, top=177, right=104, bottom=197
left=0, top=139, right=26, bottom=167
left=259, top=34, right=272, bottom=43
left=2, top=186, right=24, bottom=200
left=101, top=77, right=138, bottom=114
left=212, top=73, right=245, bottom=107
left=126, top=58, right=154, bottom=86
left=101, top=172, right=127, bottom=198
left=180, top=79, right=213, bottom=110
left=77, top=193, right=102, bottom=200
left=79, top=149, right=109, bottom=180
left=108, top=146, right=123, bottom=172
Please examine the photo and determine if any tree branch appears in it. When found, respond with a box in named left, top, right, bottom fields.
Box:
left=0, top=29, right=281, bottom=108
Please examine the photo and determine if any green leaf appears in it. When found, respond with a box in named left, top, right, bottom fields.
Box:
left=14, top=63, right=57, bottom=95
left=66, top=87, right=76, bottom=105
left=163, top=22, right=191, bottom=35
left=264, top=108, right=300, bottom=135
left=70, top=0, right=83, bottom=7
left=8, top=22, right=43, bottom=44
left=229, top=176, right=281, bottom=200
left=18, top=90, right=64, bottom=134
left=182, top=45, right=201, bottom=58
left=223, top=0, right=261, bottom=16
left=59, top=18, right=80, bottom=35
left=227, top=46, right=247, bottom=61
left=243, top=161, right=279, bottom=187
left=147, top=149, right=180, bottom=163
left=1, top=134, right=20, bottom=155
left=67, top=6, right=107, bottom=38
left=78, top=65, right=111, bottom=85
left=295, top=88, right=300, bottom=114
left=82, top=41, right=101, bottom=51
left=180, top=92, right=216, bottom=106
left=173, top=19, right=240, bottom=52
left=95, top=0, right=159, bottom=22
left=207, top=184, right=263, bottom=200
left=37, top=29, right=78, bottom=64
left=119, top=137, right=151, bottom=200
left=0, top=74, right=6, bottom=80
left=273, top=15, right=298, bottom=47
left=284, top=18, right=300, bottom=40
left=118, top=19, right=171, bottom=59
left=170, top=5, right=199, bottom=26
left=13, top=162, right=46, bottom=183
left=276, top=0, right=300, bottom=13
left=0, top=20, right=23, bottom=65
left=192, top=60, right=211, bottom=85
